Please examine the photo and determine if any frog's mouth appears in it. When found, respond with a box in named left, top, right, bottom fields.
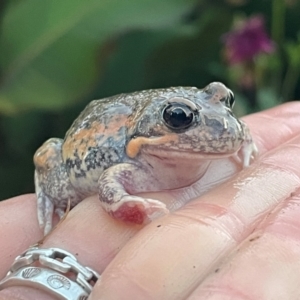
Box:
left=143, top=146, right=239, bottom=161
left=126, top=134, right=240, bottom=159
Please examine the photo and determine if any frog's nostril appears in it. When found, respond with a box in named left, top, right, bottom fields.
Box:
left=162, top=103, right=194, bottom=130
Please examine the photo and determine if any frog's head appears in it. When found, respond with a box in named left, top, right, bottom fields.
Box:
left=126, top=82, right=245, bottom=160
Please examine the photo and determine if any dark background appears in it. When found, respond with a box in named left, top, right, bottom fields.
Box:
left=0, top=0, right=299, bottom=200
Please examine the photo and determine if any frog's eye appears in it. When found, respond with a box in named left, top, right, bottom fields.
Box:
left=162, top=103, right=194, bottom=130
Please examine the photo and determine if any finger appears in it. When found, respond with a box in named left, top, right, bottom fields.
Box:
left=90, top=134, right=300, bottom=300
left=0, top=194, right=42, bottom=278
left=188, top=188, right=300, bottom=300
left=0, top=195, right=141, bottom=273
left=0, top=195, right=141, bottom=300
left=243, top=101, right=300, bottom=152
left=40, top=195, right=141, bottom=269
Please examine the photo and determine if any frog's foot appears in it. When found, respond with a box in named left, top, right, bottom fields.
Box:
left=239, top=121, right=259, bottom=167
left=36, top=195, right=69, bottom=235
left=36, top=186, right=54, bottom=235
left=109, top=196, right=169, bottom=224
left=99, top=163, right=169, bottom=224
left=241, top=140, right=258, bottom=167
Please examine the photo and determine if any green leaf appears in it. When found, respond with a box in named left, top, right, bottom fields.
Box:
left=0, top=0, right=195, bottom=114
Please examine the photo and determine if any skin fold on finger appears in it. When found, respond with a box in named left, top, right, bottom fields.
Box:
left=0, top=102, right=300, bottom=300
left=188, top=188, right=300, bottom=300
left=90, top=134, right=300, bottom=300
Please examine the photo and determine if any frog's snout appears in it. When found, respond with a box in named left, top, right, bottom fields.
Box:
left=203, top=82, right=235, bottom=109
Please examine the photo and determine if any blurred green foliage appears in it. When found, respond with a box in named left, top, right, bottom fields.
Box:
left=0, top=0, right=299, bottom=199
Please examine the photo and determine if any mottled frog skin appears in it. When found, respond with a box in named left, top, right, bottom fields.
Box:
left=34, top=82, right=258, bottom=234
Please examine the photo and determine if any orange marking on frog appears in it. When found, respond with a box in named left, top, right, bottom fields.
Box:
left=63, top=115, right=128, bottom=160
left=34, top=142, right=60, bottom=169
left=126, top=134, right=179, bottom=158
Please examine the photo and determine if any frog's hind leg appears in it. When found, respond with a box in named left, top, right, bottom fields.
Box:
left=34, top=138, right=80, bottom=235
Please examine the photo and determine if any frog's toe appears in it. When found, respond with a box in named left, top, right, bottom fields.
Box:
left=55, top=207, right=66, bottom=219
left=36, top=193, right=54, bottom=235
left=240, top=140, right=259, bottom=167
left=110, top=196, right=169, bottom=225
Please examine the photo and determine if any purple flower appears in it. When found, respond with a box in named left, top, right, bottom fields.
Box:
left=222, top=15, right=275, bottom=64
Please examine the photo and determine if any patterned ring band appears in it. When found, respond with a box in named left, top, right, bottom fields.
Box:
left=0, top=247, right=100, bottom=300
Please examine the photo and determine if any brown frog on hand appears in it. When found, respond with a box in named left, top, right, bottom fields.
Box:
left=34, top=82, right=258, bottom=235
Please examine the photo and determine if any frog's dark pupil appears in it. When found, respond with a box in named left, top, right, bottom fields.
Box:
left=163, top=104, right=194, bottom=129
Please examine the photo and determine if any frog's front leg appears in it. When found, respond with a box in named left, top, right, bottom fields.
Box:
left=98, top=163, right=169, bottom=224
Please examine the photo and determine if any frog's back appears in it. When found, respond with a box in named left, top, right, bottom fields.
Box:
left=63, top=86, right=187, bottom=150
left=64, top=88, right=173, bottom=137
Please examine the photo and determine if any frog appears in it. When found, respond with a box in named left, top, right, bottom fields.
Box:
left=34, top=82, right=258, bottom=235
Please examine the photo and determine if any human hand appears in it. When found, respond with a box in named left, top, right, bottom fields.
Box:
left=0, top=102, right=300, bottom=299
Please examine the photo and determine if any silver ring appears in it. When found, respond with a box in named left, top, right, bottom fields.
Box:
left=0, top=247, right=100, bottom=300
